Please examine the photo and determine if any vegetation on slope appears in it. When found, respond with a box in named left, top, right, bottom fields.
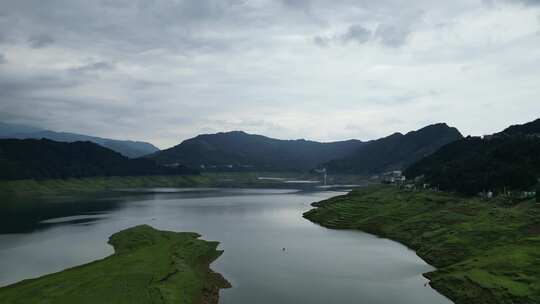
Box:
left=326, top=123, right=462, bottom=174
left=405, top=118, right=540, bottom=195
left=405, top=136, right=540, bottom=195
left=303, top=186, right=540, bottom=304
left=0, top=139, right=196, bottom=180
left=0, top=225, right=230, bottom=304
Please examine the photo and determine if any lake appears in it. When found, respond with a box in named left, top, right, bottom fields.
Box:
left=0, top=188, right=452, bottom=304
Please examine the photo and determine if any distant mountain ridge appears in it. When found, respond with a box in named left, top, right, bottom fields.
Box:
left=405, top=118, right=540, bottom=194
left=325, top=123, right=463, bottom=174
left=0, top=122, right=159, bottom=158
left=149, top=124, right=463, bottom=173
left=0, top=138, right=195, bottom=180
left=498, top=118, right=540, bottom=137
left=149, top=131, right=365, bottom=171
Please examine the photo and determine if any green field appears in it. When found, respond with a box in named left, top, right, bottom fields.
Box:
left=0, top=225, right=230, bottom=304
left=303, top=186, right=540, bottom=304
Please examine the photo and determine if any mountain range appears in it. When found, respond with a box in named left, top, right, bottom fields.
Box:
left=149, top=131, right=366, bottom=171
left=324, top=123, right=463, bottom=174
left=148, top=123, right=462, bottom=173
left=2, top=117, right=538, bottom=197
left=0, top=138, right=194, bottom=180
left=0, top=122, right=159, bottom=158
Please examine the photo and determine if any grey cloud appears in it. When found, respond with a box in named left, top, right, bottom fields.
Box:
left=69, top=61, right=115, bottom=74
left=519, top=0, right=540, bottom=5
left=131, top=80, right=170, bottom=91
left=484, top=0, right=540, bottom=6
left=313, top=24, right=372, bottom=48
left=282, top=0, right=312, bottom=10
left=506, top=0, right=540, bottom=5
left=0, top=74, right=78, bottom=100
left=374, top=24, right=410, bottom=47
left=1, top=1, right=250, bottom=55
left=341, top=25, right=372, bottom=44
left=0, top=53, right=5, bottom=64
left=313, top=35, right=329, bottom=47
left=28, top=34, right=55, bottom=48
left=315, top=23, right=411, bottom=48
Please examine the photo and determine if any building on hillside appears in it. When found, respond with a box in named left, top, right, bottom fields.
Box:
left=314, top=168, right=328, bottom=185
left=479, top=191, right=494, bottom=199
left=381, top=171, right=406, bottom=184
left=520, top=191, right=536, bottom=199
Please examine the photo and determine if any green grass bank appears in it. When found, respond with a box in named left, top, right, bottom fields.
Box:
left=303, top=186, right=540, bottom=304
left=0, top=175, right=214, bottom=198
left=0, top=225, right=230, bottom=304
left=0, top=172, right=368, bottom=199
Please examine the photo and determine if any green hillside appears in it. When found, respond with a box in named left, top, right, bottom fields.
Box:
left=304, top=186, right=540, bottom=304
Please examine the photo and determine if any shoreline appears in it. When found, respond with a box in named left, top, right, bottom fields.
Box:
left=303, top=185, right=540, bottom=304
left=0, top=172, right=369, bottom=198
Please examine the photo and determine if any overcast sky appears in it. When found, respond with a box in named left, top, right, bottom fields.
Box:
left=1, top=0, right=539, bottom=148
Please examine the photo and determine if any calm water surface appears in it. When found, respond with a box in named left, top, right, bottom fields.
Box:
left=0, top=188, right=452, bottom=304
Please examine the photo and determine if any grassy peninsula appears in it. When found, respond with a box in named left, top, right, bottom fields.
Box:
left=0, top=225, right=230, bottom=304
left=303, top=186, right=540, bottom=304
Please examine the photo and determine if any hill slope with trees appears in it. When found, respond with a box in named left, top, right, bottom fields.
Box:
left=405, top=119, right=540, bottom=194
left=325, top=123, right=463, bottom=174
left=149, top=131, right=365, bottom=171
left=0, top=139, right=195, bottom=180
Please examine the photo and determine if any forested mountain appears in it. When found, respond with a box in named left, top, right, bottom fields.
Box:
left=149, top=131, right=365, bottom=171
left=0, top=139, right=195, bottom=180
left=324, top=123, right=463, bottom=174
left=0, top=122, right=159, bottom=158
left=405, top=119, right=540, bottom=194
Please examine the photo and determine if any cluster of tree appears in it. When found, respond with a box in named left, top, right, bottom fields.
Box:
left=325, top=123, right=463, bottom=174
left=405, top=135, right=540, bottom=195
left=0, top=139, right=196, bottom=180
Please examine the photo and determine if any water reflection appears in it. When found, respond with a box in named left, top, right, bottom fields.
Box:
left=0, top=194, right=124, bottom=233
